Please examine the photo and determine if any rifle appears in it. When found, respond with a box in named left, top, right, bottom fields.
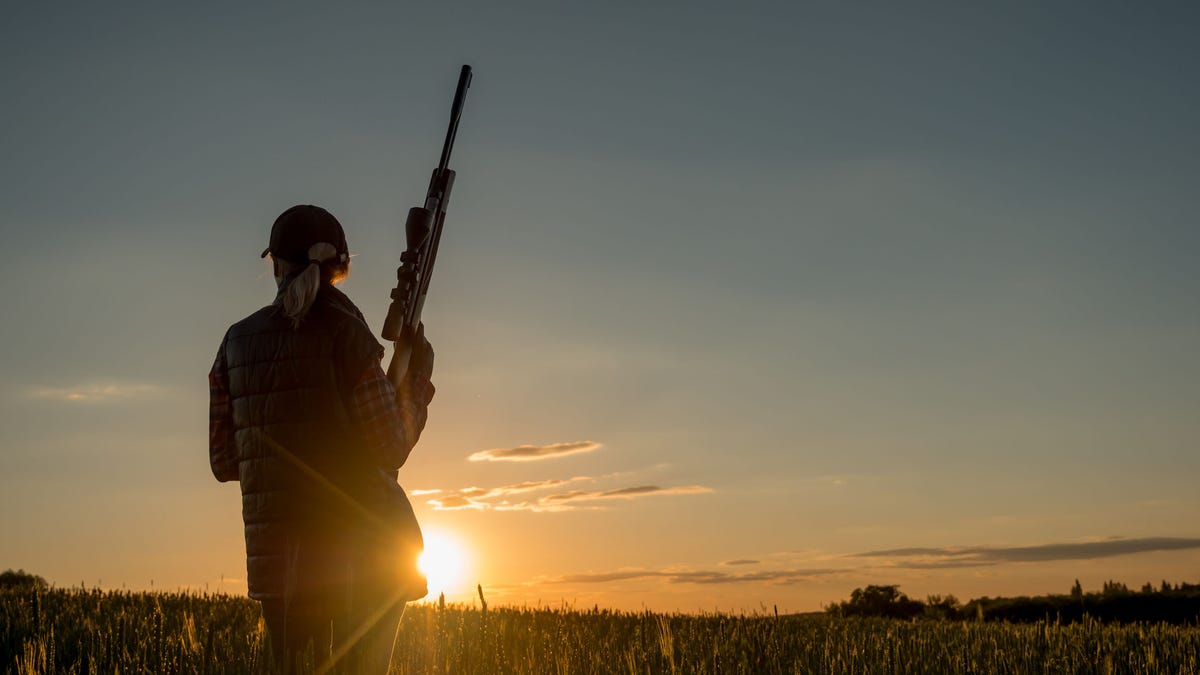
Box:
left=381, top=64, right=473, bottom=388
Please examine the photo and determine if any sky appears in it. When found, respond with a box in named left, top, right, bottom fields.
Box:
left=1, top=1, right=1198, bottom=613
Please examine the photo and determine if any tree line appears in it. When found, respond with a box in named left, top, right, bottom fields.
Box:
left=827, top=580, right=1200, bottom=624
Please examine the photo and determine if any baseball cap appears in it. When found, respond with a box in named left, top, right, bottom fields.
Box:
left=261, top=204, right=349, bottom=264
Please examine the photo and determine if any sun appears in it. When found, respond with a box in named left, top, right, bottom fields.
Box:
left=416, top=528, right=470, bottom=599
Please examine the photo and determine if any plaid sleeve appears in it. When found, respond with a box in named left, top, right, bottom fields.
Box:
left=208, top=340, right=239, bottom=483
left=351, top=361, right=435, bottom=471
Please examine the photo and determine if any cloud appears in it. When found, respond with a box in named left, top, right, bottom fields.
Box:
left=554, top=567, right=836, bottom=586
left=533, top=537, right=1200, bottom=592
left=419, top=479, right=712, bottom=512
left=28, top=382, right=161, bottom=403
left=852, top=537, right=1200, bottom=569
left=541, top=490, right=591, bottom=503
left=490, top=480, right=581, bottom=496
left=596, top=485, right=664, bottom=498
left=468, top=441, right=601, bottom=462
left=420, top=478, right=593, bottom=512
left=425, top=494, right=486, bottom=511
left=549, top=485, right=713, bottom=503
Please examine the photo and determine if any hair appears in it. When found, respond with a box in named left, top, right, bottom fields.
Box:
left=274, top=242, right=350, bottom=328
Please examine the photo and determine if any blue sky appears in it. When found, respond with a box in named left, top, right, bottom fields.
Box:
left=1, top=2, right=1197, bottom=611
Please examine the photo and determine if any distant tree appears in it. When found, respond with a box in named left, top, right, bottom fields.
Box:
left=0, top=569, right=48, bottom=590
left=1141, top=582, right=1154, bottom=594
left=1102, top=580, right=1130, bottom=596
left=830, top=585, right=924, bottom=620
left=924, top=594, right=960, bottom=620
left=1070, top=579, right=1083, bottom=600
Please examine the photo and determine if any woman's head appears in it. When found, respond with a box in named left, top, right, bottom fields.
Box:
left=262, top=205, right=352, bottom=327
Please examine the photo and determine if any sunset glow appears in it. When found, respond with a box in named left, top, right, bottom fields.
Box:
left=417, top=529, right=470, bottom=599
left=2, top=2, right=1199, bottom=617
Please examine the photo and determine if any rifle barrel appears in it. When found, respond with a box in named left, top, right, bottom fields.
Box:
left=437, top=65, right=473, bottom=172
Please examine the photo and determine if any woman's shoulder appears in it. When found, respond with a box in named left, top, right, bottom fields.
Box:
left=313, top=287, right=383, bottom=351
left=317, top=285, right=368, bottom=319
left=225, top=304, right=284, bottom=338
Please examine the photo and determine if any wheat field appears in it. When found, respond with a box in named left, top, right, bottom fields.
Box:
left=3, top=587, right=1199, bottom=674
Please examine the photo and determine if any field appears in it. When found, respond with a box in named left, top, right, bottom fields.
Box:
left=3, top=588, right=1199, bottom=674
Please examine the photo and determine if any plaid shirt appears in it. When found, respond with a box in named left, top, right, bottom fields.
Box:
left=208, top=344, right=433, bottom=482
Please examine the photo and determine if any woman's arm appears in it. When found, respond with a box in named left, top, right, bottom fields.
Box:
left=349, top=359, right=434, bottom=472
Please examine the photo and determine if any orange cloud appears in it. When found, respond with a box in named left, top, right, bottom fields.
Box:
left=420, top=480, right=712, bottom=512
left=468, top=441, right=602, bottom=462
left=553, top=567, right=836, bottom=585
left=547, top=485, right=713, bottom=503
left=28, top=382, right=161, bottom=402
left=425, top=494, right=487, bottom=511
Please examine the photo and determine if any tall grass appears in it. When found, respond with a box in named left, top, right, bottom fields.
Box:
left=3, top=587, right=1199, bottom=673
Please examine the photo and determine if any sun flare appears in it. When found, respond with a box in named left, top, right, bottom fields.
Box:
left=416, top=528, right=470, bottom=599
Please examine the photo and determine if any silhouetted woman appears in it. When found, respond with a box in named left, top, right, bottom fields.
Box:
left=208, top=205, right=434, bottom=672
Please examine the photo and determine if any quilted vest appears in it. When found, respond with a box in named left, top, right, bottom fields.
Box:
left=221, top=283, right=385, bottom=601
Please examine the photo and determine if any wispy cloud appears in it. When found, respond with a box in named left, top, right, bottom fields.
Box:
left=421, top=479, right=712, bottom=512
left=468, top=441, right=601, bottom=463
left=559, top=485, right=712, bottom=502
left=554, top=567, right=836, bottom=586
left=424, top=477, right=593, bottom=511
left=426, top=494, right=486, bottom=511
left=852, top=537, right=1200, bottom=569
left=538, top=536, right=1200, bottom=592
left=28, top=382, right=161, bottom=403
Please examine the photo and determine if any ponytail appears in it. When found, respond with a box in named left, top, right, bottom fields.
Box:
left=277, top=242, right=347, bottom=328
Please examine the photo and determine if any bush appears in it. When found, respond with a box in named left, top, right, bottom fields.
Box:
left=828, top=585, right=925, bottom=620
left=0, top=570, right=47, bottom=591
